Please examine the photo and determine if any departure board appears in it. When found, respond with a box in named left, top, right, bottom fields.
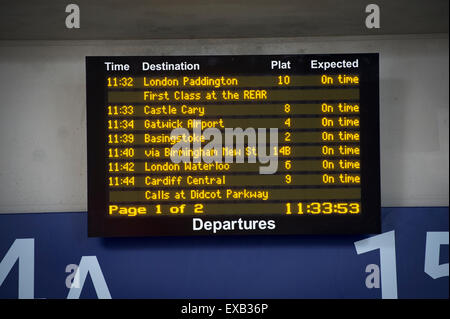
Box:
left=86, top=54, right=380, bottom=237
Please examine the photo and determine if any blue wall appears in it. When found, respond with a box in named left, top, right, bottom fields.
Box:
left=0, top=207, right=448, bottom=299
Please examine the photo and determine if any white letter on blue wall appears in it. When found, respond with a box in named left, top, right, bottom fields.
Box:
left=0, top=238, right=35, bottom=299
left=67, top=256, right=111, bottom=299
left=354, top=231, right=398, bottom=299
left=425, top=232, right=449, bottom=279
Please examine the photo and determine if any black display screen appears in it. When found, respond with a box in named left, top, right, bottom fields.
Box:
left=86, top=54, right=380, bottom=237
